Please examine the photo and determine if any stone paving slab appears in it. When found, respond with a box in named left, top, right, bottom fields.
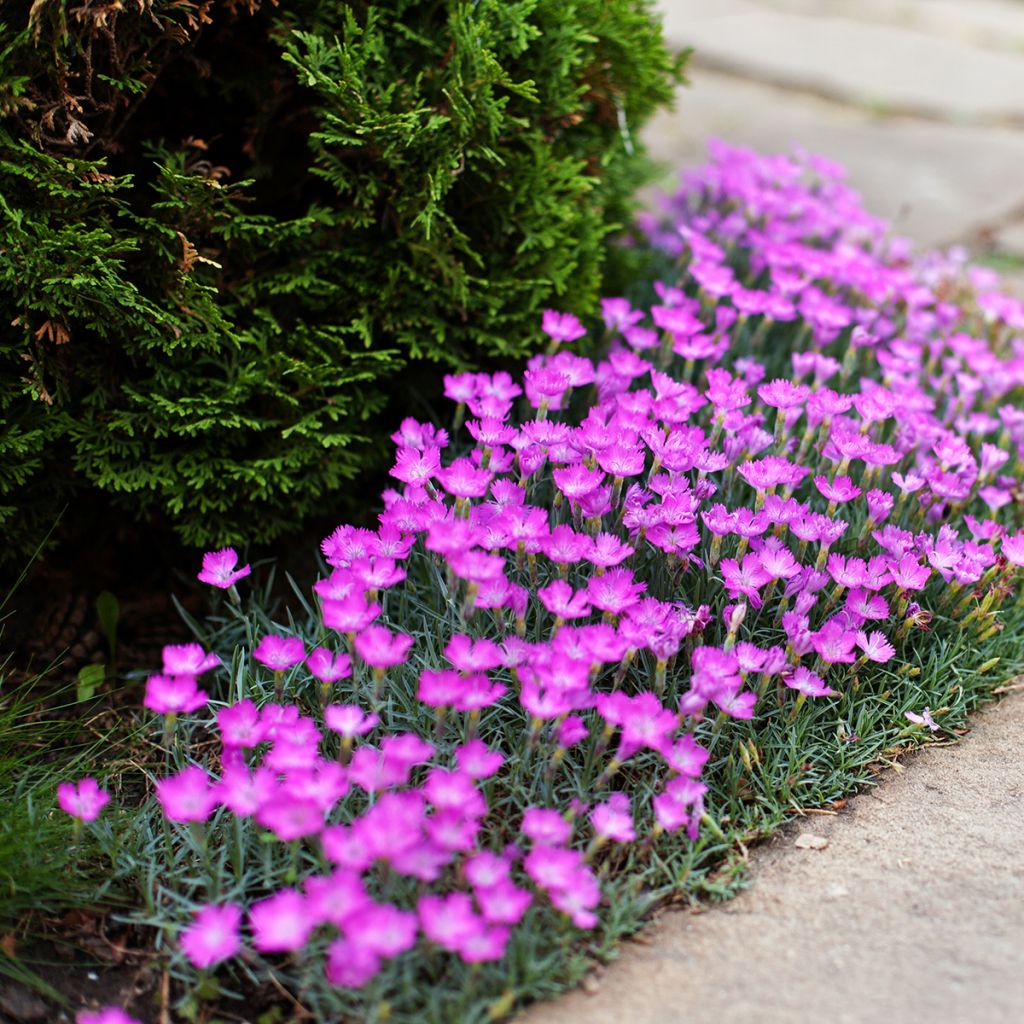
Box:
left=656, top=0, right=1024, bottom=122
left=640, top=69, right=1024, bottom=249
left=519, top=694, right=1024, bottom=1024
left=764, top=0, right=1024, bottom=54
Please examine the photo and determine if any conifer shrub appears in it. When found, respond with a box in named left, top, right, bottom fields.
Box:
left=0, top=0, right=683, bottom=559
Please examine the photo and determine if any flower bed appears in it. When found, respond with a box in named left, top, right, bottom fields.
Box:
left=64, top=142, right=1024, bottom=1024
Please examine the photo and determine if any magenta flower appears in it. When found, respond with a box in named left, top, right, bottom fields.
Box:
left=255, top=795, right=324, bottom=842
left=720, top=554, right=771, bottom=607
left=161, top=643, right=220, bottom=676
left=810, top=621, right=858, bottom=664
left=307, top=647, right=352, bottom=684
left=445, top=634, right=503, bottom=673
left=846, top=588, right=890, bottom=621
left=324, top=703, right=379, bottom=738
left=542, top=309, right=587, bottom=345
left=57, top=777, right=110, bottom=823
left=522, top=807, right=572, bottom=846
left=454, top=739, right=505, bottom=778
left=1002, top=530, right=1024, bottom=566
left=653, top=776, right=707, bottom=839
left=252, top=634, right=305, bottom=671
left=180, top=903, right=242, bottom=969
left=354, top=625, right=414, bottom=669
left=661, top=734, right=709, bottom=778
left=345, top=901, right=419, bottom=959
left=197, top=547, right=251, bottom=588
left=886, top=553, right=932, bottom=591
left=758, top=379, right=810, bottom=409
left=325, top=937, right=383, bottom=988
left=217, top=766, right=275, bottom=817
left=77, top=1011, right=143, bottom=1024
left=305, top=868, right=370, bottom=928
left=591, top=793, right=635, bottom=843
left=216, top=700, right=264, bottom=748
left=537, top=579, right=592, bottom=620
left=856, top=630, right=896, bottom=663
left=418, top=892, right=484, bottom=953
left=144, top=674, right=208, bottom=715
left=322, top=593, right=381, bottom=634
left=737, top=455, right=810, bottom=491
left=784, top=666, right=836, bottom=698
left=598, top=691, right=678, bottom=760
left=459, top=924, right=511, bottom=963
left=437, top=457, right=492, bottom=499
left=390, top=444, right=442, bottom=486
left=813, top=475, right=861, bottom=503
left=586, top=567, right=647, bottom=616
left=249, top=889, right=314, bottom=952
left=475, top=880, right=533, bottom=926
left=156, top=766, right=218, bottom=823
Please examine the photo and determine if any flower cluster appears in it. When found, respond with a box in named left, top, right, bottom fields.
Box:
left=63, top=141, right=1024, bottom=1011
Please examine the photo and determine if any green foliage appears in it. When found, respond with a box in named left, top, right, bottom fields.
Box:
left=0, top=0, right=685, bottom=557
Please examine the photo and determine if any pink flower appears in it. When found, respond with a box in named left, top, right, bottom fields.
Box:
left=180, top=903, right=242, bottom=969
left=252, top=634, right=305, bottom=671
left=475, top=880, right=532, bottom=925
left=660, top=734, right=708, bottom=778
left=856, top=630, right=896, bottom=663
left=322, top=593, right=381, bottom=634
left=591, top=793, right=635, bottom=843
left=216, top=765, right=275, bottom=817
left=845, top=589, right=889, bottom=620
left=810, top=621, right=858, bottom=664
left=325, top=937, right=382, bottom=988
left=1002, top=530, right=1024, bottom=566
left=522, top=807, right=573, bottom=846
left=161, top=643, right=220, bottom=676
left=542, top=309, right=587, bottom=345
left=652, top=776, right=707, bottom=840
left=307, top=647, right=352, bottom=684
left=156, top=766, right=218, bottom=823
left=720, top=554, right=771, bottom=607
left=758, top=379, right=810, bottom=408
left=418, top=892, right=484, bottom=953
left=305, top=868, right=370, bottom=927
left=445, top=634, right=503, bottom=673
left=249, top=889, right=314, bottom=952
left=345, top=901, right=419, bottom=959
left=437, top=457, right=492, bottom=499
left=255, top=794, right=324, bottom=841
left=197, top=548, right=251, bottom=589
left=905, top=708, right=940, bottom=731
left=324, top=704, right=379, bottom=738
left=217, top=700, right=264, bottom=748
left=77, top=1010, right=143, bottom=1024
left=597, top=691, right=677, bottom=760
left=537, top=580, right=592, bottom=620
left=458, top=924, right=511, bottom=962
left=390, top=445, right=442, bottom=486
left=454, top=739, right=505, bottom=778
left=354, top=625, right=414, bottom=669
left=813, top=475, right=861, bottom=503
left=586, top=567, right=647, bottom=616
left=57, top=777, right=110, bottom=823
left=784, top=666, right=836, bottom=698
left=886, top=554, right=932, bottom=590
left=144, top=674, right=208, bottom=715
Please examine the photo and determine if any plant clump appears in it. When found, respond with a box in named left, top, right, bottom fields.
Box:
left=61, top=143, right=1024, bottom=1023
